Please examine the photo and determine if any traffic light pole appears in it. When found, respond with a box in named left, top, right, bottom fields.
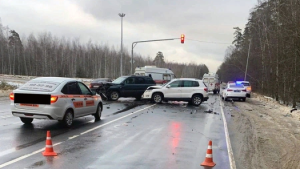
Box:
left=131, top=38, right=180, bottom=75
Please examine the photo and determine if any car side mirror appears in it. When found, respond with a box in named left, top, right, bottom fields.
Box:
left=91, top=90, right=97, bottom=95
left=166, top=85, right=171, bottom=88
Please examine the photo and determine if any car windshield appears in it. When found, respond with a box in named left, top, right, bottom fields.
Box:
left=112, top=77, right=127, bottom=84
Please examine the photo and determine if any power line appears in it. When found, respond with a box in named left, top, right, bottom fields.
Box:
left=186, top=38, right=231, bottom=45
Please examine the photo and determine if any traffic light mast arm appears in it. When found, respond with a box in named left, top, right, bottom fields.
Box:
left=131, top=38, right=180, bottom=74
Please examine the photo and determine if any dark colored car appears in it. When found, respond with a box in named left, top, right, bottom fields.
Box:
left=89, top=78, right=112, bottom=91
left=97, top=76, right=156, bottom=101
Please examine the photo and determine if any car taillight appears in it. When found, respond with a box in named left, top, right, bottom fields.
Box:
left=242, top=89, right=247, bottom=92
left=9, top=92, right=14, bottom=100
left=51, top=96, right=58, bottom=104
left=247, top=87, right=251, bottom=91
left=204, top=88, right=208, bottom=92
left=89, top=84, right=92, bottom=88
left=227, top=89, right=233, bottom=92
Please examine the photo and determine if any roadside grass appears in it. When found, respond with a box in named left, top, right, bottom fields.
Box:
left=0, top=80, right=17, bottom=90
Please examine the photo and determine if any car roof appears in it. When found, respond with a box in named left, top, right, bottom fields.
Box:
left=174, top=78, right=201, bottom=81
left=32, top=77, right=77, bottom=83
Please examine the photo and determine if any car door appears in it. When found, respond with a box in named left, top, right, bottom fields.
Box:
left=135, top=77, right=147, bottom=97
left=164, top=80, right=183, bottom=99
left=121, top=77, right=137, bottom=97
left=78, top=82, right=96, bottom=115
left=181, top=80, right=199, bottom=99
left=61, top=82, right=85, bottom=117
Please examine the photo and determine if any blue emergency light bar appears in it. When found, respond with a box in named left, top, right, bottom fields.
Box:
left=236, top=81, right=243, bottom=84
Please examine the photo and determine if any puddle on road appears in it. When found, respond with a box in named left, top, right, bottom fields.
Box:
left=105, top=103, right=140, bottom=117
left=29, top=160, right=45, bottom=168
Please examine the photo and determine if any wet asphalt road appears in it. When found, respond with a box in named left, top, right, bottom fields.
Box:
left=0, top=94, right=230, bottom=169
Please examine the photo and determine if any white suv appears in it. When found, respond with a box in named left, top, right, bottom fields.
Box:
left=142, top=78, right=209, bottom=106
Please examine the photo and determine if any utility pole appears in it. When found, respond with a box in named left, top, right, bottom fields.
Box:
left=244, top=39, right=251, bottom=81
left=119, top=13, right=125, bottom=76
left=131, top=38, right=178, bottom=74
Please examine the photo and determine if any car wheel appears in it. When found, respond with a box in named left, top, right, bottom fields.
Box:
left=94, top=104, right=102, bottom=121
left=63, top=110, right=73, bottom=127
left=242, top=98, right=246, bottom=102
left=20, top=117, right=33, bottom=124
left=213, top=91, right=216, bottom=94
left=152, top=93, right=163, bottom=103
left=135, top=96, right=141, bottom=101
left=191, top=95, right=202, bottom=106
left=224, top=97, right=228, bottom=101
left=109, top=91, right=119, bottom=101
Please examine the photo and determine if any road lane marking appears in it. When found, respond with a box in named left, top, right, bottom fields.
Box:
left=0, top=104, right=156, bottom=169
left=219, top=96, right=236, bottom=169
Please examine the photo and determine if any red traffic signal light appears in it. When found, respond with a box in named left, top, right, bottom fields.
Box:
left=181, top=34, right=185, bottom=44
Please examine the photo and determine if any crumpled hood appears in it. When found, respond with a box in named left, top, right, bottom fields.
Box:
left=147, top=86, right=163, bottom=90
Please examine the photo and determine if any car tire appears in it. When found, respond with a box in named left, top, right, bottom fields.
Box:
left=242, top=98, right=246, bottom=102
left=152, top=93, right=163, bottom=104
left=135, top=96, right=141, bottom=101
left=224, top=97, right=228, bottom=101
left=109, top=91, right=119, bottom=101
left=213, top=90, right=216, bottom=94
left=63, top=110, right=73, bottom=127
left=191, top=95, right=202, bottom=106
left=20, top=117, right=33, bottom=124
left=94, top=104, right=102, bottom=121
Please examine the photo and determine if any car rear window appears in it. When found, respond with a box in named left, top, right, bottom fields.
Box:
left=229, top=84, right=244, bottom=88
left=19, top=80, right=61, bottom=92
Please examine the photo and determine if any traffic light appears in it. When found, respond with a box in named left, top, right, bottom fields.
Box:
left=181, top=34, right=185, bottom=44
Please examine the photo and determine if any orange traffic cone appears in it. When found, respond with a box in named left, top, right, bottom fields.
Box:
left=201, top=140, right=216, bottom=167
left=42, top=131, right=57, bottom=156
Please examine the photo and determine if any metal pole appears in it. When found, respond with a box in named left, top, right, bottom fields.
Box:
left=244, top=39, right=251, bottom=81
left=130, top=38, right=176, bottom=75
left=119, top=13, right=125, bottom=76
left=131, top=43, right=134, bottom=75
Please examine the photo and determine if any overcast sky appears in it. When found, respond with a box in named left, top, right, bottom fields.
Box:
left=0, top=0, right=258, bottom=72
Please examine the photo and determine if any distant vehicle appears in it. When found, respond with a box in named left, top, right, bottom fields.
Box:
left=227, top=81, right=235, bottom=85
left=236, top=81, right=251, bottom=97
left=10, top=77, right=103, bottom=127
left=89, top=78, right=112, bottom=91
left=202, top=73, right=220, bottom=94
left=97, top=75, right=156, bottom=101
left=222, top=83, right=247, bottom=102
left=134, top=66, right=175, bottom=85
left=142, top=78, right=209, bottom=106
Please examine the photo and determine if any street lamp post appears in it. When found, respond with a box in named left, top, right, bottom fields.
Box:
left=244, top=39, right=251, bottom=81
left=119, top=13, right=125, bottom=76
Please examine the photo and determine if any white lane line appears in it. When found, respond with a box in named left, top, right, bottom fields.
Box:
left=219, top=96, right=236, bottom=169
left=0, top=104, right=156, bottom=169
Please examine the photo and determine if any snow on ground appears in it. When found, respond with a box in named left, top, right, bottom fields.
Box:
left=0, top=74, right=95, bottom=97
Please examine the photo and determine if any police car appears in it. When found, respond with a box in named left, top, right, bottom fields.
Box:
left=10, top=77, right=103, bottom=127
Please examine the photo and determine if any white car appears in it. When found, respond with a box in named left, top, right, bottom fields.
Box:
left=222, top=83, right=247, bottom=101
left=142, top=78, right=209, bottom=106
left=236, top=81, right=251, bottom=97
left=10, top=77, right=103, bottom=127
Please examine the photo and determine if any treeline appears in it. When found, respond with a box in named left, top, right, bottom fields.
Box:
left=217, top=0, right=300, bottom=107
left=0, top=21, right=209, bottom=79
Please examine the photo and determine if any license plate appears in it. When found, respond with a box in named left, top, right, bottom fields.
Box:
left=93, top=86, right=99, bottom=88
left=234, top=90, right=240, bottom=92
left=20, top=104, right=39, bottom=107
